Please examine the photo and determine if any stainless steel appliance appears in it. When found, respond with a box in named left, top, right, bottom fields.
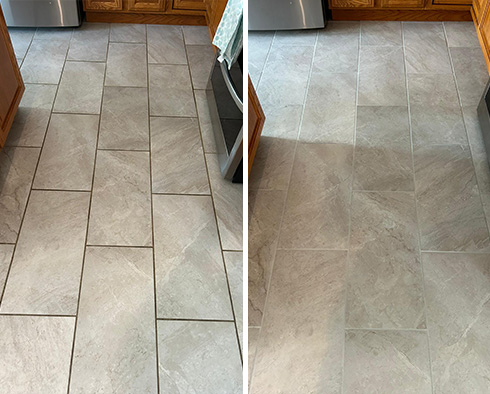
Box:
left=477, top=80, right=490, bottom=167
left=249, top=0, right=325, bottom=31
left=207, top=49, right=243, bottom=182
left=0, top=0, right=82, bottom=27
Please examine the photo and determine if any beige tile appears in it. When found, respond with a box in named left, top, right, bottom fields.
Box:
left=157, top=320, right=242, bottom=393
left=150, top=117, right=209, bottom=194
left=105, top=43, right=147, bottom=87
left=194, top=89, right=217, bottom=153
left=0, top=191, right=89, bottom=314
left=87, top=150, right=152, bottom=247
left=153, top=195, right=232, bottom=320
left=69, top=247, right=158, bottom=394
left=0, top=315, right=75, bottom=394
left=248, top=327, right=260, bottom=387
left=224, top=251, right=243, bottom=348
left=0, top=245, right=14, bottom=296
left=252, top=250, right=346, bottom=394
left=68, top=23, right=110, bottom=62
left=33, top=114, right=98, bottom=191
left=147, top=25, right=186, bottom=65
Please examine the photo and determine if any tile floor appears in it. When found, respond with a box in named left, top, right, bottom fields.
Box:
left=249, top=21, right=490, bottom=393
left=1, top=23, right=243, bottom=393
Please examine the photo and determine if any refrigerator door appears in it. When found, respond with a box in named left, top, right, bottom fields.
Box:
left=0, top=0, right=82, bottom=27
left=248, top=0, right=325, bottom=31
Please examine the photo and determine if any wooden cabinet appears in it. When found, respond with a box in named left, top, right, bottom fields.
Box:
left=128, top=0, right=165, bottom=11
left=173, top=0, right=206, bottom=11
left=473, top=0, right=490, bottom=72
left=382, top=0, right=424, bottom=7
left=83, top=0, right=123, bottom=11
left=331, top=0, right=374, bottom=7
left=473, top=0, right=487, bottom=21
left=0, top=6, right=24, bottom=148
left=433, top=0, right=471, bottom=4
left=248, top=77, right=265, bottom=175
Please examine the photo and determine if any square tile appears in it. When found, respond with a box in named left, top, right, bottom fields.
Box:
left=224, top=251, right=243, bottom=348
left=403, top=21, right=446, bottom=47
left=87, top=150, right=152, bottom=247
left=183, top=25, right=211, bottom=45
left=0, top=315, right=74, bottom=394
left=187, top=45, right=215, bottom=89
left=53, top=61, right=105, bottom=114
left=99, top=87, right=149, bottom=150
left=33, top=114, right=98, bottom=191
left=68, top=23, right=110, bottom=61
left=0, top=191, right=89, bottom=314
left=69, top=247, right=158, bottom=393
left=157, top=320, right=242, bottom=393
left=444, top=21, right=480, bottom=47
left=153, top=195, right=232, bottom=320
left=21, top=39, right=69, bottom=84
left=147, top=25, right=186, bottom=64
left=110, top=23, right=146, bottom=43
left=105, top=42, right=147, bottom=87
left=361, top=21, right=402, bottom=46
left=150, top=117, right=209, bottom=194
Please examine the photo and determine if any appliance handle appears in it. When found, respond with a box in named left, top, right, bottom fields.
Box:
left=219, top=58, right=243, bottom=112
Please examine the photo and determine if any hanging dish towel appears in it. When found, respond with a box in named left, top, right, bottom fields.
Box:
left=212, top=0, right=243, bottom=69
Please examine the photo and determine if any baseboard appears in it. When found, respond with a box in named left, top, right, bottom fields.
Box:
left=331, top=9, right=472, bottom=21
left=85, top=11, right=206, bottom=25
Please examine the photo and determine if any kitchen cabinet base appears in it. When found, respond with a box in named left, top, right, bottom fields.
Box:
left=331, top=8, right=472, bottom=20
left=85, top=11, right=206, bottom=25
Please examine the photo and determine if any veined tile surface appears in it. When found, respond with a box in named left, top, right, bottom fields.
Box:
left=0, top=245, right=14, bottom=297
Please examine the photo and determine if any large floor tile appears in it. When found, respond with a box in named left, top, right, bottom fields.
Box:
left=1, top=191, right=89, bottom=314
left=68, top=23, right=110, bottom=62
left=251, top=250, right=346, bottom=394
left=444, top=21, right=480, bottom=47
left=414, top=144, right=490, bottom=251
left=194, top=89, right=217, bottom=153
left=8, top=28, right=35, bottom=59
left=20, top=39, right=68, bottom=84
left=361, top=21, right=402, bottom=46
left=248, top=189, right=286, bottom=327
left=153, top=195, right=232, bottom=320
left=0, top=315, right=75, bottom=394
left=347, top=192, right=425, bottom=329
left=6, top=84, right=57, bottom=147
left=300, top=72, right=357, bottom=144
left=99, top=86, right=149, bottom=150
left=53, top=61, right=105, bottom=114
left=343, top=330, right=432, bottom=394
left=224, top=251, right=243, bottom=349
left=69, top=247, right=158, bottom=394
left=157, top=320, right=242, bottom=393
left=149, top=64, right=196, bottom=117
left=0, top=147, right=40, bottom=243
left=423, top=252, right=490, bottom=393
left=273, top=30, right=317, bottom=46
left=105, top=42, right=147, bottom=87
left=34, top=27, right=73, bottom=43
left=87, top=150, right=152, bottom=247
left=110, top=23, right=146, bottom=43
left=279, top=143, right=352, bottom=249
left=0, top=245, right=14, bottom=296
left=33, top=114, right=98, bottom=191
left=248, top=327, right=260, bottom=386
left=150, top=117, right=209, bottom=194
left=187, top=44, right=215, bottom=89
left=358, top=46, right=406, bottom=106
left=354, top=106, right=413, bottom=191
left=182, top=25, right=211, bottom=45
left=207, top=154, right=242, bottom=250
left=147, top=25, right=186, bottom=65
left=249, top=32, right=274, bottom=85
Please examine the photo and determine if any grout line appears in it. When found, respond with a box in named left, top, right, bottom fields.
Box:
left=97, top=147, right=150, bottom=153
left=0, top=313, right=76, bottom=318
left=345, top=327, right=427, bottom=332
left=86, top=244, right=153, bottom=249
left=421, top=249, right=490, bottom=254
left=152, top=192, right=211, bottom=197
left=31, top=188, right=90, bottom=193
left=157, top=317, right=235, bottom=323
left=276, top=247, right=349, bottom=252
left=254, top=30, right=275, bottom=89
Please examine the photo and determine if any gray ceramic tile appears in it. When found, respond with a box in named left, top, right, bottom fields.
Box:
left=0, top=147, right=40, bottom=243
left=343, top=330, right=432, bottom=394
left=147, top=25, right=186, bottom=65
left=300, top=72, right=357, bottom=144
left=150, top=117, right=209, bottom=194
left=69, top=247, right=158, bottom=394
left=361, top=21, right=402, bottom=46
left=358, top=46, right=406, bottom=106
left=153, top=195, right=232, bottom=320
left=252, top=250, right=346, bottom=394
left=194, top=89, right=217, bottom=153
left=0, top=191, right=89, bottom=314
left=279, top=143, right=352, bottom=249
left=224, top=251, right=243, bottom=348
left=207, top=154, right=242, bottom=250
left=187, top=45, right=215, bottom=89
left=6, top=84, right=57, bottom=147
left=183, top=25, right=211, bottom=45
left=444, top=21, right=480, bottom=47
left=110, top=23, right=146, bottom=43
left=0, top=315, right=74, bottom=394
left=20, top=39, right=69, bottom=84
left=347, top=192, right=425, bottom=329
left=403, top=21, right=446, bottom=47
left=105, top=42, right=147, bottom=87
left=0, top=245, right=14, bottom=296
left=314, top=21, right=359, bottom=73
left=273, top=30, right=317, bottom=46
left=34, top=27, right=73, bottom=42
left=354, top=106, right=413, bottom=191
left=423, top=252, right=490, bottom=393
left=248, top=189, right=286, bottom=327
left=68, top=23, right=110, bottom=61
left=450, top=47, right=488, bottom=108
left=8, top=28, right=35, bottom=58
left=149, top=64, right=196, bottom=117
left=158, top=320, right=242, bottom=393
left=99, top=87, right=149, bottom=150
left=87, top=150, right=152, bottom=247
left=408, top=74, right=466, bottom=146
left=483, top=193, right=490, bottom=229
left=248, top=327, right=260, bottom=386
left=414, top=144, right=490, bottom=251
left=33, top=114, right=98, bottom=191
left=53, top=61, right=105, bottom=114
left=249, top=32, right=274, bottom=85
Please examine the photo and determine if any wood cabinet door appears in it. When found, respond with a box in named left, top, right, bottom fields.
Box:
left=128, top=0, right=165, bottom=11
left=0, top=7, right=24, bottom=148
left=480, top=2, right=490, bottom=55
left=473, top=0, right=488, bottom=23
left=382, top=0, right=425, bottom=7
left=83, top=0, right=123, bottom=11
left=248, top=77, right=265, bottom=175
left=433, top=0, right=471, bottom=4
left=330, top=0, right=374, bottom=8
left=173, top=0, right=206, bottom=11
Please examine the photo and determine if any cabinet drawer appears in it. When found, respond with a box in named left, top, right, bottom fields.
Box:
left=83, top=0, right=123, bottom=11
left=330, top=0, right=374, bottom=8
left=382, top=0, right=425, bottom=7
left=173, top=0, right=206, bottom=11
left=128, top=0, right=165, bottom=11
left=432, top=0, right=472, bottom=4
